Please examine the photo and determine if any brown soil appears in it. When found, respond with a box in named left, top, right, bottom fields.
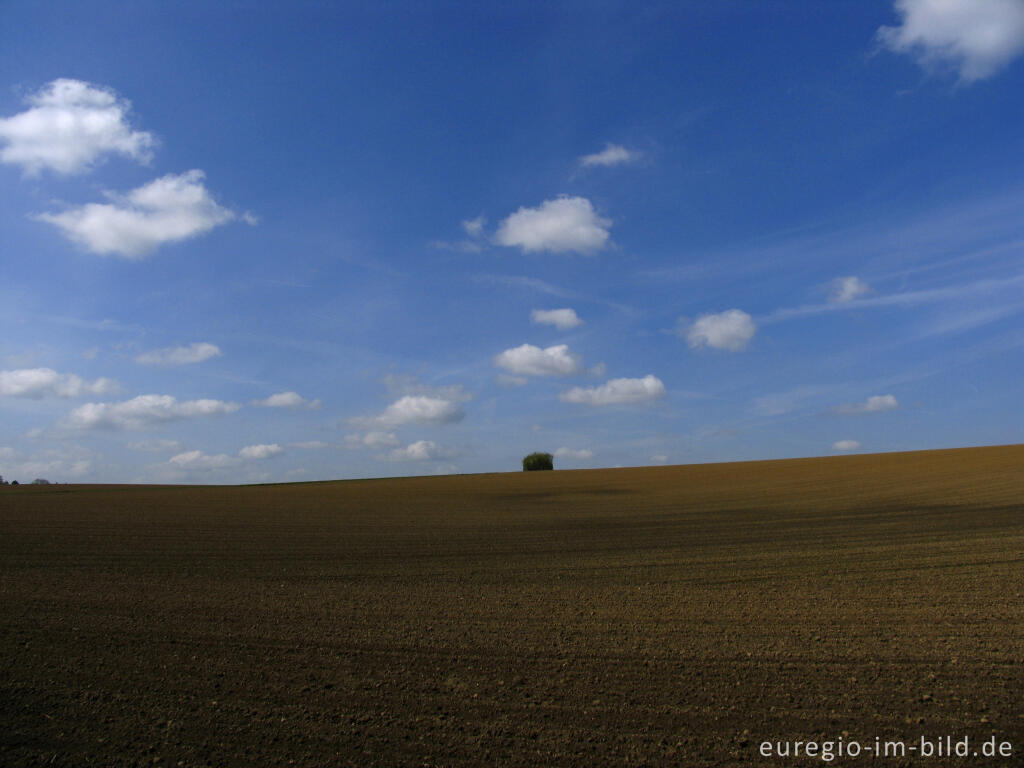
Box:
left=1, top=445, right=1022, bottom=766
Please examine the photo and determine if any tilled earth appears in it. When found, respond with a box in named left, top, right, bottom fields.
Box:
left=1, top=445, right=1023, bottom=766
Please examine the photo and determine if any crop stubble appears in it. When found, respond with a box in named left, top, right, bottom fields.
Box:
left=1, top=445, right=1022, bottom=766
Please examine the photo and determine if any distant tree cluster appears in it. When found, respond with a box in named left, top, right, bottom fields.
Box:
left=0, top=476, right=51, bottom=486
left=522, top=452, right=554, bottom=471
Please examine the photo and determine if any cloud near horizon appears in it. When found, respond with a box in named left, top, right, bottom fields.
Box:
left=389, top=440, right=456, bottom=461
left=0, top=78, right=156, bottom=175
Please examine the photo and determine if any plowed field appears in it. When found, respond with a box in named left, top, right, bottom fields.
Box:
left=2, top=445, right=1023, bottom=766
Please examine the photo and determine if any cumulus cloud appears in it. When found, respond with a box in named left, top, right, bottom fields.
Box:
left=686, top=309, right=756, bottom=351
left=389, top=440, right=456, bottom=461
left=250, top=391, right=322, bottom=409
left=169, top=450, right=237, bottom=471
left=650, top=454, right=669, bottom=464
left=0, top=78, right=156, bottom=175
left=560, top=375, right=666, bottom=406
left=495, top=196, right=611, bottom=254
left=531, top=308, right=583, bottom=330
left=830, top=276, right=870, bottom=303
left=555, top=447, right=593, bottom=459
left=832, top=440, right=862, bottom=451
left=36, top=170, right=243, bottom=258
left=239, top=443, right=283, bottom=460
left=66, top=394, right=240, bottom=430
left=878, top=0, right=1024, bottom=81
left=836, top=394, right=899, bottom=414
left=135, top=342, right=222, bottom=366
left=578, top=143, right=641, bottom=168
left=375, top=395, right=464, bottom=427
left=494, top=343, right=583, bottom=377
left=0, top=368, right=119, bottom=398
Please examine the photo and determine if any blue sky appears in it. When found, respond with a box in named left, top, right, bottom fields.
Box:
left=2, top=0, right=1024, bottom=483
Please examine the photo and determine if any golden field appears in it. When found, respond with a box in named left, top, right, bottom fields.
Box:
left=1, top=445, right=1022, bottom=766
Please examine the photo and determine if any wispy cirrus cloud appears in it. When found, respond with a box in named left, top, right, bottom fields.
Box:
left=36, top=170, right=249, bottom=258
left=578, top=143, right=641, bottom=169
left=135, top=342, right=222, bottom=366
left=830, top=276, right=870, bottom=303
left=0, top=78, right=156, bottom=175
left=835, top=394, right=899, bottom=414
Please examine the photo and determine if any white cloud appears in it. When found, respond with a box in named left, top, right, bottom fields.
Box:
left=650, top=454, right=669, bottom=464
left=686, top=309, right=756, bottom=351
left=375, top=395, right=464, bottom=426
left=560, top=375, right=666, bottom=406
left=0, top=368, right=119, bottom=398
left=36, top=170, right=242, bottom=258
left=135, top=342, right=222, bottom=366
left=495, top=196, right=611, bottom=254
left=239, top=443, right=283, bottom=460
left=578, top=143, right=641, bottom=168
left=832, top=440, right=862, bottom=451
left=878, top=0, right=1024, bottom=81
left=0, top=78, right=156, bottom=175
left=830, top=276, right=870, bottom=303
left=389, top=440, right=456, bottom=461
left=0, top=446, right=14, bottom=460
left=531, top=308, right=583, bottom=330
left=250, top=391, right=322, bottom=409
left=66, top=394, right=240, bottom=430
left=836, top=394, right=899, bottom=414
left=555, top=447, right=593, bottom=459
left=494, top=343, right=583, bottom=377
left=127, top=439, right=182, bottom=452
left=169, top=450, right=238, bottom=471
left=462, top=215, right=486, bottom=237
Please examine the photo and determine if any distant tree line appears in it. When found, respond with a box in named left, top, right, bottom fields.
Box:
left=0, top=476, right=51, bottom=486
